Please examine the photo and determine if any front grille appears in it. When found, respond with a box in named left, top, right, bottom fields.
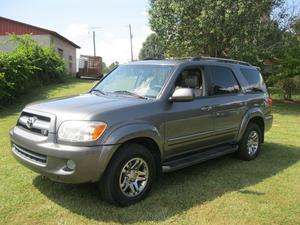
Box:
left=17, top=112, right=51, bottom=136
left=21, top=112, right=51, bottom=122
left=12, top=144, right=47, bottom=165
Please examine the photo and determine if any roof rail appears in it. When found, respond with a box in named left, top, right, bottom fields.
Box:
left=190, top=56, right=252, bottom=66
left=168, top=57, right=193, bottom=60
left=142, top=57, right=163, bottom=60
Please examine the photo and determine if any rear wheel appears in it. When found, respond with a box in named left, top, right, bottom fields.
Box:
left=237, top=123, right=262, bottom=160
left=99, top=143, right=156, bottom=206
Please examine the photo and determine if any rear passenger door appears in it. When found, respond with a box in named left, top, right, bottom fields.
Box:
left=207, top=66, right=247, bottom=144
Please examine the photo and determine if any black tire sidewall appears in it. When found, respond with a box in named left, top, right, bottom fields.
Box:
left=103, top=143, right=156, bottom=206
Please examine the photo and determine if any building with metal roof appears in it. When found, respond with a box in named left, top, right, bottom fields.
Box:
left=0, top=16, right=80, bottom=74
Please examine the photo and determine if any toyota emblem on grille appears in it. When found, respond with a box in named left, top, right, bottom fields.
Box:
left=26, top=116, right=37, bottom=129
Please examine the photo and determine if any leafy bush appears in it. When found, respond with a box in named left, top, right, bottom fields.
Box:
left=0, top=35, right=66, bottom=108
left=275, top=76, right=300, bottom=100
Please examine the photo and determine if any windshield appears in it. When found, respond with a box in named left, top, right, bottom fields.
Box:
left=93, top=64, right=174, bottom=98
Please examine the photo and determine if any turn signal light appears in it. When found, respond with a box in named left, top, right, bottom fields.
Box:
left=91, top=124, right=107, bottom=140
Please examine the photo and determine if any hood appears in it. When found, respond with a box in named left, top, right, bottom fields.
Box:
left=26, top=93, right=146, bottom=121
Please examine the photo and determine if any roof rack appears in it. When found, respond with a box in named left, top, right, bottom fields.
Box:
left=190, top=56, right=252, bottom=66
left=142, top=57, right=164, bottom=60
left=140, top=56, right=252, bottom=66
left=168, top=57, right=193, bottom=60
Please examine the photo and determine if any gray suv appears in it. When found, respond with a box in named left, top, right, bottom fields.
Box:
left=10, top=57, right=273, bottom=206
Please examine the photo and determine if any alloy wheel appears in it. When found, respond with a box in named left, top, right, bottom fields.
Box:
left=247, top=130, right=259, bottom=156
left=119, top=157, right=149, bottom=197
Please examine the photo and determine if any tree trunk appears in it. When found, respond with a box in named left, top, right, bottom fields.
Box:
left=285, top=87, right=292, bottom=100
left=288, top=87, right=292, bottom=100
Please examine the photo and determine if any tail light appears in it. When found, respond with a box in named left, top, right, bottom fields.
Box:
left=267, top=98, right=273, bottom=107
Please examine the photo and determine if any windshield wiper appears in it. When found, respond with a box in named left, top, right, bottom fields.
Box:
left=91, top=89, right=105, bottom=96
left=112, top=90, right=147, bottom=99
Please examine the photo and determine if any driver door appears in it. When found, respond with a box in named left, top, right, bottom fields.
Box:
left=164, top=66, right=216, bottom=158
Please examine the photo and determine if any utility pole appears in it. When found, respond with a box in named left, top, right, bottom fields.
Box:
left=90, top=27, right=102, bottom=57
left=129, top=24, right=133, bottom=61
left=93, top=31, right=96, bottom=57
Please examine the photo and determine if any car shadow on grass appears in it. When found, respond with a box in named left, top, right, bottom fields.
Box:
left=32, top=142, right=300, bottom=224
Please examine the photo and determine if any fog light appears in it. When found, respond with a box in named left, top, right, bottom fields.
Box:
left=66, top=160, right=76, bottom=170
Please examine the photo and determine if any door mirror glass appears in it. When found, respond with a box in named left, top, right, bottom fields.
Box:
left=170, top=88, right=194, bottom=102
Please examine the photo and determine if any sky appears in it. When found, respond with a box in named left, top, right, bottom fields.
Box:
left=0, top=0, right=152, bottom=64
left=1, top=0, right=298, bottom=65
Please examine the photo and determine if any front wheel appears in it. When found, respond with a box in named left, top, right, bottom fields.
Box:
left=237, top=123, right=262, bottom=160
left=99, top=143, right=156, bottom=206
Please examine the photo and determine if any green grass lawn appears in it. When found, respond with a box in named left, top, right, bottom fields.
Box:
left=0, top=78, right=299, bottom=225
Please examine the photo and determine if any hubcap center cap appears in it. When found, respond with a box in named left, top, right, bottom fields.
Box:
left=127, top=170, right=138, bottom=181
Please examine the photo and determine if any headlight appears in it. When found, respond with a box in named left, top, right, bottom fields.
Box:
left=58, top=121, right=107, bottom=142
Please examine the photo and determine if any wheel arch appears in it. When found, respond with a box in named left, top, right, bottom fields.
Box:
left=119, top=137, right=162, bottom=175
left=237, top=109, right=265, bottom=143
left=103, top=123, right=164, bottom=153
left=99, top=123, right=164, bottom=179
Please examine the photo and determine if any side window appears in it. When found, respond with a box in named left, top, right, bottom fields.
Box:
left=240, top=68, right=264, bottom=89
left=57, top=48, right=63, bottom=57
left=209, top=66, right=240, bottom=96
left=175, top=68, right=203, bottom=98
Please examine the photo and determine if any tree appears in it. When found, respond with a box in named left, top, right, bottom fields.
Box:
left=102, top=61, right=109, bottom=74
left=149, top=0, right=157, bottom=6
left=274, top=18, right=300, bottom=100
left=108, top=61, right=119, bottom=71
left=291, top=17, right=300, bottom=35
left=149, top=0, right=285, bottom=64
left=139, top=33, right=165, bottom=59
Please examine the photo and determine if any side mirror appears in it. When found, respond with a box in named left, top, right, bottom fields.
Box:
left=169, top=88, right=194, bottom=102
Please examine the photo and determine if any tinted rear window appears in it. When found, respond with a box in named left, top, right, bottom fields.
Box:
left=209, top=66, right=240, bottom=95
left=240, top=68, right=264, bottom=88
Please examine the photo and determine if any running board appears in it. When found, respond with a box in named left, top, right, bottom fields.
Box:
left=162, top=144, right=238, bottom=173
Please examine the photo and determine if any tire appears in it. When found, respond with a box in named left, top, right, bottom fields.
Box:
left=99, top=143, right=156, bottom=206
left=237, top=123, right=262, bottom=161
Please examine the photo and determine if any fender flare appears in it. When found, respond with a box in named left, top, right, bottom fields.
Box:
left=103, top=123, right=163, bottom=150
left=236, top=108, right=265, bottom=142
left=96, top=123, right=164, bottom=178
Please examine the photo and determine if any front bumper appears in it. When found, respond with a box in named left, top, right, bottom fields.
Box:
left=10, top=127, right=119, bottom=184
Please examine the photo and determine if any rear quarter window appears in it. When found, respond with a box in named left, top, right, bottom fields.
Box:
left=240, top=68, right=264, bottom=89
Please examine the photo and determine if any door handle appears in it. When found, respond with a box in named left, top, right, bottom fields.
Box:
left=201, top=106, right=212, bottom=111
left=216, top=112, right=225, bottom=117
